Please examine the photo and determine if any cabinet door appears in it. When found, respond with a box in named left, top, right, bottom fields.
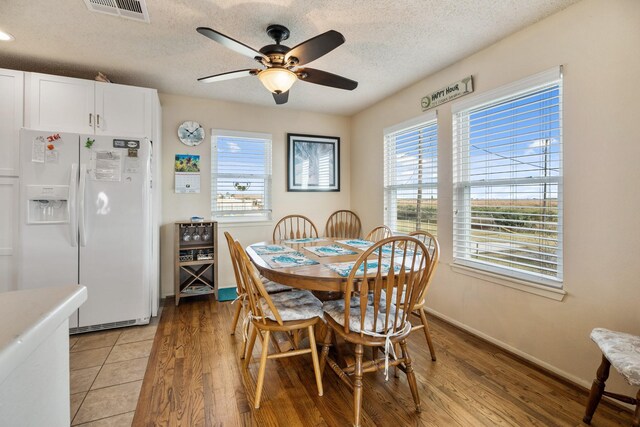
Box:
left=0, top=177, right=18, bottom=292
left=0, top=69, right=24, bottom=177
left=26, top=73, right=95, bottom=134
left=95, top=82, right=153, bottom=138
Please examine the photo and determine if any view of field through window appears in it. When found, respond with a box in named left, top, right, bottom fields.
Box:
left=454, top=81, right=562, bottom=282
left=384, top=120, right=438, bottom=235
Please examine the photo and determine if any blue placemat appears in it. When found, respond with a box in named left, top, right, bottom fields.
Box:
left=282, top=237, right=326, bottom=244
left=250, top=244, right=296, bottom=255
left=303, top=244, right=358, bottom=257
left=325, top=260, right=402, bottom=277
left=259, top=251, right=320, bottom=269
left=336, top=239, right=375, bottom=249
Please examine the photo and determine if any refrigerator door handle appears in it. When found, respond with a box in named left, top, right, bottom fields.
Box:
left=79, top=164, right=87, bottom=247
left=69, top=163, right=78, bottom=247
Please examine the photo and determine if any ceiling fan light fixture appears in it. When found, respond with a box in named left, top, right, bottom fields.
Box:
left=258, top=68, right=297, bottom=94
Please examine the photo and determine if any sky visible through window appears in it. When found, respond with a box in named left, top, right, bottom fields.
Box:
left=467, top=86, right=561, bottom=199
left=454, top=82, right=562, bottom=282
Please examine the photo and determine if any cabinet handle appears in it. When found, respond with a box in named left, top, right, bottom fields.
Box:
left=89, top=113, right=93, bottom=126
left=97, top=114, right=100, bottom=128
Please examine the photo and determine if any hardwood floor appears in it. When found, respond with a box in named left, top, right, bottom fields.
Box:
left=133, top=296, right=632, bottom=426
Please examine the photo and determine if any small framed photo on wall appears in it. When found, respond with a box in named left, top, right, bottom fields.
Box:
left=287, top=133, right=340, bottom=192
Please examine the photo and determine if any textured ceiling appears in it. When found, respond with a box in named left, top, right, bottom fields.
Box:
left=0, top=0, right=579, bottom=115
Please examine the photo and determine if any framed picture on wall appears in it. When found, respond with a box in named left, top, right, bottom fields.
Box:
left=287, top=133, right=340, bottom=192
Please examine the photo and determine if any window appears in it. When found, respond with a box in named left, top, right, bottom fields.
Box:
left=452, top=67, right=563, bottom=286
left=384, top=113, right=438, bottom=234
left=211, top=130, right=272, bottom=221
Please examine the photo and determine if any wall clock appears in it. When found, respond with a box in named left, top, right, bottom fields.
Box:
left=178, top=121, right=205, bottom=146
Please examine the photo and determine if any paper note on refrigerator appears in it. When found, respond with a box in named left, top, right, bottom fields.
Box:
left=32, top=136, right=45, bottom=163
left=92, top=151, right=122, bottom=181
left=45, top=150, right=59, bottom=164
left=124, top=157, right=140, bottom=174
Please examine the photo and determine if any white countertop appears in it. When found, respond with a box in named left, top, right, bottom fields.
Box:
left=0, top=285, right=87, bottom=385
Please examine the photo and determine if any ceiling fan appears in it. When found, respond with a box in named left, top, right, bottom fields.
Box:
left=196, top=24, right=358, bottom=105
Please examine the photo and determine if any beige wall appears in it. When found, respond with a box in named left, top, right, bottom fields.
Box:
left=159, top=93, right=350, bottom=297
left=350, top=0, right=640, bottom=393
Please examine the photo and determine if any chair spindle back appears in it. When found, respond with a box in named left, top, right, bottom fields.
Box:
left=408, top=231, right=440, bottom=304
left=344, top=236, right=431, bottom=337
left=365, top=225, right=392, bottom=242
left=224, top=231, right=247, bottom=297
left=233, top=240, right=284, bottom=325
left=325, top=210, right=362, bottom=238
left=273, top=215, right=319, bottom=241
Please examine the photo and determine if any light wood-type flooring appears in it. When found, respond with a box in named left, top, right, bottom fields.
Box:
left=133, top=296, right=633, bottom=426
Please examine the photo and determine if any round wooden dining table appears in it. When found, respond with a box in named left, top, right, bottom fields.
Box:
left=246, top=237, right=367, bottom=294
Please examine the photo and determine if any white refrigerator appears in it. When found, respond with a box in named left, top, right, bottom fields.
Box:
left=19, top=129, right=152, bottom=331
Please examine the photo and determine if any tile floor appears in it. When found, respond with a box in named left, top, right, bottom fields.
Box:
left=68, top=316, right=159, bottom=426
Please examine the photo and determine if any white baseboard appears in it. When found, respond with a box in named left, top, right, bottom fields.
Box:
left=425, top=306, right=591, bottom=389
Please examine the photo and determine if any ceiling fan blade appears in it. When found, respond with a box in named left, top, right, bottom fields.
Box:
left=198, top=69, right=257, bottom=83
left=272, top=91, right=289, bottom=105
left=297, top=68, right=358, bottom=91
left=285, top=30, right=345, bottom=65
left=197, top=27, right=269, bottom=62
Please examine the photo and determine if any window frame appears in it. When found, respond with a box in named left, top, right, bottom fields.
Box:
left=211, top=129, right=272, bottom=223
left=451, top=67, right=563, bottom=288
left=383, top=111, right=438, bottom=235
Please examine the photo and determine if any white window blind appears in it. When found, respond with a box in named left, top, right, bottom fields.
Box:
left=211, top=130, right=272, bottom=220
left=452, top=67, right=563, bottom=286
left=384, top=114, right=438, bottom=234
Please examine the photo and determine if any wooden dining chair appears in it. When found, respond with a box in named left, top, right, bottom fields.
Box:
left=224, top=231, right=247, bottom=338
left=320, top=236, right=433, bottom=427
left=224, top=232, right=292, bottom=342
left=272, top=214, right=319, bottom=241
left=234, top=240, right=324, bottom=409
left=325, top=210, right=362, bottom=238
left=583, top=328, right=640, bottom=426
left=406, top=230, right=440, bottom=361
left=364, top=224, right=392, bottom=242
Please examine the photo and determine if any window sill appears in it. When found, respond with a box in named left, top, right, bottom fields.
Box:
left=215, top=217, right=273, bottom=228
left=449, top=263, right=566, bottom=302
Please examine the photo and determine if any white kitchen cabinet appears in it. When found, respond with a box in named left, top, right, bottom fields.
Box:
left=0, top=69, right=24, bottom=177
left=26, top=73, right=155, bottom=138
left=95, top=82, right=153, bottom=138
left=0, top=177, right=18, bottom=292
left=26, top=73, right=95, bottom=134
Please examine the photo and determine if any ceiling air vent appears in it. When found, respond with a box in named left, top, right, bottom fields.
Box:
left=84, top=0, right=150, bottom=23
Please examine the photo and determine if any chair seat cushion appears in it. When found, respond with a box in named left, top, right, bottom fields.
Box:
left=260, top=290, right=322, bottom=322
left=590, top=328, right=640, bottom=386
left=369, top=289, right=422, bottom=313
left=323, top=298, right=403, bottom=334
left=262, top=279, right=292, bottom=294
